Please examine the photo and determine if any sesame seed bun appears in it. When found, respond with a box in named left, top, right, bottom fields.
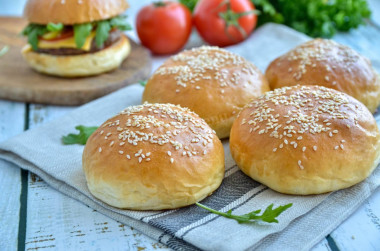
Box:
left=24, top=0, right=129, bottom=25
left=82, top=103, right=225, bottom=210
left=142, top=46, right=270, bottom=139
left=265, top=39, right=380, bottom=113
left=21, top=34, right=130, bottom=77
left=230, top=85, right=380, bottom=195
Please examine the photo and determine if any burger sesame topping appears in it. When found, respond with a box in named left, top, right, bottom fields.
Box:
left=284, top=39, right=359, bottom=84
left=152, top=46, right=258, bottom=94
left=97, top=103, right=216, bottom=164
left=241, top=85, right=356, bottom=169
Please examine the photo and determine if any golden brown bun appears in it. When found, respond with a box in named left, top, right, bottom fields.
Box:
left=265, top=39, right=380, bottom=113
left=142, top=46, right=270, bottom=139
left=24, top=0, right=129, bottom=25
left=21, top=35, right=130, bottom=77
left=230, top=85, right=380, bottom=195
left=83, top=103, right=225, bottom=210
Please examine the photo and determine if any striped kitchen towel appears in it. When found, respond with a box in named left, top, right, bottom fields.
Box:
left=1, top=24, right=379, bottom=250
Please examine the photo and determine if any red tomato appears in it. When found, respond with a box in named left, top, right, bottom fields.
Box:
left=136, top=1, right=192, bottom=55
left=193, top=0, right=257, bottom=47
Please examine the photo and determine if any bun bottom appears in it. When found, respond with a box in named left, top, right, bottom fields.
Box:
left=21, top=35, right=131, bottom=77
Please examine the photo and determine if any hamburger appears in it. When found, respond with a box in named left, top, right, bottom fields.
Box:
left=21, top=0, right=132, bottom=77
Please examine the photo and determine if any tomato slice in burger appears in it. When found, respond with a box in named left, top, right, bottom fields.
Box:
left=40, top=29, right=74, bottom=41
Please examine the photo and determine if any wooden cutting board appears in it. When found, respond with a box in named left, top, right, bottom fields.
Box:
left=0, top=17, right=151, bottom=106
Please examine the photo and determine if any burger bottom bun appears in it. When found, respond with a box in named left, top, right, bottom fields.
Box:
left=21, top=35, right=131, bottom=77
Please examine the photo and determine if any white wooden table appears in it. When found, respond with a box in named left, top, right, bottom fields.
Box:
left=1, top=1, right=380, bottom=250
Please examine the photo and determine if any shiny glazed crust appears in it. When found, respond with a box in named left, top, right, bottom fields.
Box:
left=24, top=0, right=129, bottom=24
left=265, top=39, right=380, bottom=113
left=21, top=35, right=130, bottom=77
left=82, top=103, right=225, bottom=210
left=230, top=85, right=380, bottom=195
left=142, top=46, right=270, bottom=139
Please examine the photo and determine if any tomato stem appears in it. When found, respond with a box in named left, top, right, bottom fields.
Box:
left=217, top=1, right=258, bottom=39
left=154, top=1, right=167, bottom=7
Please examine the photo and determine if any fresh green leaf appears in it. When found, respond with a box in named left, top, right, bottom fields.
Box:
left=73, top=23, right=93, bottom=49
left=95, top=21, right=111, bottom=48
left=0, top=45, right=9, bottom=57
left=250, top=0, right=371, bottom=38
left=179, top=0, right=198, bottom=12
left=21, top=24, right=47, bottom=50
left=139, top=80, right=147, bottom=87
left=62, top=125, right=98, bottom=145
left=109, top=15, right=132, bottom=31
left=196, top=202, right=292, bottom=224
left=47, top=22, right=64, bottom=32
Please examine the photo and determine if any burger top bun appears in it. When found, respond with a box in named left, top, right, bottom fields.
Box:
left=265, top=39, right=380, bottom=113
left=230, top=85, right=380, bottom=195
left=82, top=102, right=225, bottom=210
left=142, top=46, right=270, bottom=139
left=24, top=0, right=129, bottom=25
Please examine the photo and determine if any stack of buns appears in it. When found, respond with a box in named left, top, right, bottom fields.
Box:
left=83, top=39, right=380, bottom=209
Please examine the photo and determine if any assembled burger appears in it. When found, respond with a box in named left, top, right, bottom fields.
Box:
left=21, top=0, right=131, bottom=77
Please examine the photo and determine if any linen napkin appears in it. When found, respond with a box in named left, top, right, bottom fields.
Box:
left=1, top=24, right=379, bottom=251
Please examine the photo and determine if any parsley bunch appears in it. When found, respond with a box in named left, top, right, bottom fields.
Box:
left=22, top=15, right=132, bottom=51
left=180, top=0, right=371, bottom=38
left=251, top=0, right=371, bottom=37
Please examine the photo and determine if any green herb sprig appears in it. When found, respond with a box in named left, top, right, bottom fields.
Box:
left=62, top=125, right=98, bottom=145
left=196, top=202, right=292, bottom=224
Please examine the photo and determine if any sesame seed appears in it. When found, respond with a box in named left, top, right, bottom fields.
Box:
left=167, top=151, right=172, bottom=156
left=313, top=146, right=317, bottom=151
left=170, top=158, right=174, bottom=163
left=334, top=146, right=339, bottom=150
left=126, top=155, right=131, bottom=159
left=302, top=146, right=306, bottom=152
left=98, top=147, right=102, bottom=153
left=273, top=148, right=277, bottom=152
left=340, top=144, right=344, bottom=150
left=119, top=150, right=124, bottom=154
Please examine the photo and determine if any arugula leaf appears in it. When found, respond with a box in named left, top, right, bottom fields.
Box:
left=196, top=202, right=292, bottom=224
left=73, top=23, right=93, bottom=49
left=139, top=80, right=147, bottom=87
left=109, top=15, right=132, bottom=31
left=22, top=24, right=47, bottom=50
left=62, top=125, right=98, bottom=145
left=47, top=23, right=64, bottom=32
left=95, top=21, right=111, bottom=48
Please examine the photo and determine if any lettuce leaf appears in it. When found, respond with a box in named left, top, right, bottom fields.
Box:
left=22, top=15, right=131, bottom=50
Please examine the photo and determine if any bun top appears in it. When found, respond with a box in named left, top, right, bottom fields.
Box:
left=142, top=46, right=269, bottom=138
left=82, top=102, right=225, bottom=210
left=230, top=85, right=380, bottom=194
left=265, top=39, right=380, bottom=113
left=24, top=0, right=129, bottom=25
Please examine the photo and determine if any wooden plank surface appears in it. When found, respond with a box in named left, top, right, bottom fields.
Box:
left=0, top=17, right=152, bottom=106
left=0, top=100, right=25, bottom=251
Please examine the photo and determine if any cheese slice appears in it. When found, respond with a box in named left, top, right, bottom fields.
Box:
left=38, top=31, right=96, bottom=51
